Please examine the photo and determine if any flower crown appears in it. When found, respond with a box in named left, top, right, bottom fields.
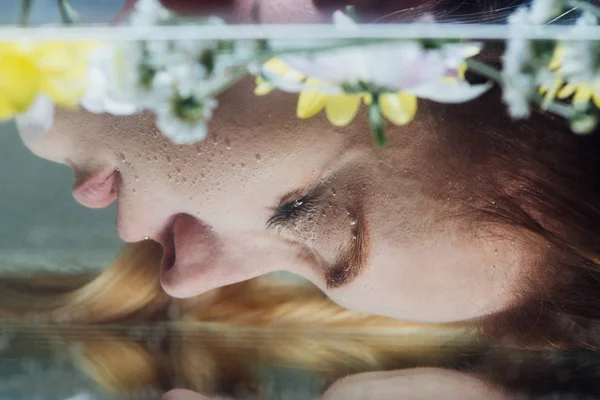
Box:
left=4, top=0, right=600, bottom=147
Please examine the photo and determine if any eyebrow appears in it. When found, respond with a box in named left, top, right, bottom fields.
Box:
left=325, top=202, right=369, bottom=289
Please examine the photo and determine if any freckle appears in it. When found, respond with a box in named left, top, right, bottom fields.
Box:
left=231, top=162, right=235, bottom=167
left=255, top=153, right=261, bottom=162
left=200, top=173, right=206, bottom=179
left=182, top=177, right=187, bottom=184
left=240, top=163, right=245, bottom=168
left=175, top=167, right=181, bottom=174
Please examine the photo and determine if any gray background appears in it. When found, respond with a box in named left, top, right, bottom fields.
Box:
left=0, top=122, right=122, bottom=273
left=0, top=0, right=127, bottom=273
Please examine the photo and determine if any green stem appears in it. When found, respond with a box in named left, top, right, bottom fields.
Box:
left=368, top=94, right=387, bottom=148
left=466, top=58, right=575, bottom=120
left=19, top=0, right=33, bottom=26
left=57, top=0, right=79, bottom=24
left=566, top=0, right=600, bottom=18
left=204, top=67, right=250, bottom=99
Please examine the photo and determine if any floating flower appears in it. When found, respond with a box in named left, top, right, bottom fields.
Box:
left=0, top=41, right=95, bottom=121
left=256, top=11, right=488, bottom=144
left=556, top=80, right=600, bottom=110
left=156, top=96, right=217, bottom=144
left=272, top=11, right=486, bottom=98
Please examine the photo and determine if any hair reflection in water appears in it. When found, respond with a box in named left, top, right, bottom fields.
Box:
left=0, top=241, right=599, bottom=399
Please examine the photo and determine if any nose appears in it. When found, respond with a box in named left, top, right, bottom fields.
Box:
left=72, top=168, right=118, bottom=209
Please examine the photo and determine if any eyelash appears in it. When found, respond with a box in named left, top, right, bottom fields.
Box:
left=267, top=194, right=315, bottom=230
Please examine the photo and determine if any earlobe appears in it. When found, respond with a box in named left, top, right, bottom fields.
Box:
left=72, top=168, right=119, bottom=209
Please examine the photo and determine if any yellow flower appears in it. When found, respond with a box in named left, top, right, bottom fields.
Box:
left=0, top=41, right=96, bottom=120
left=256, top=58, right=417, bottom=127
left=538, top=46, right=600, bottom=111
left=297, top=81, right=417, bottom=127
left=556, top=80, right=600, bottom=110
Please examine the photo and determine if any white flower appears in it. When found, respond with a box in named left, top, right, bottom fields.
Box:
left=15, top=95, right=54, bottom=142
left=560, top=12, right=599, bottom=83
left=268, top=10, right=485, bottom=101
left=156, top=97, right=217, bottom=144
left=411, top=79, right=492, bottom=103
left=80, top=45, right=139, bottom=115
left=502, top=7, right=535, bottom=118
left=528, top=0, right=564, bottom=24
left=503, top=74, right=534, bottom=118
left=129, top=0, right=172, bottom=26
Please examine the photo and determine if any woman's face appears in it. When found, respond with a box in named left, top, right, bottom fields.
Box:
left=19, top=77, right=530, bottom=323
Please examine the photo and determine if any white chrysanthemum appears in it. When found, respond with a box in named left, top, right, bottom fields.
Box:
left=528, top=0, right=564, bottom=24
left=80, top=45, right=139, bottom=115
left=502, top=7, right=534, bottom=118
left=156, top=97, right=217, bottom=144
left=130, top=0, right=172, bottom=26
left=561, top=12, right=599, bottom=83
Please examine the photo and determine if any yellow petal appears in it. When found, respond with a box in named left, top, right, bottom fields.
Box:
left=541, top=77, right=563, bottom=110
left=380, top=92, right=417, bottom=126
left=263, top=58, right=291, bottom=75
left=324, top=94, right=361, bottom=126
left=297, top=78, right=327, bottom=119
left=0, top=52, right=41, bottom=117
left=549, top=46, right=565, bottom=70
left=457, top=62, right=467, bottom=80
left=593, top=92, right=600, bottom=110
left=254, top=77, right=275, bottom=96
left=573, top=86, right=593, bottom=109
left=557, top=83, right=577, bottom=99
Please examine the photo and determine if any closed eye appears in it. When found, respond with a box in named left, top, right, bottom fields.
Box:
left=266, top=194, right=317, bottom=231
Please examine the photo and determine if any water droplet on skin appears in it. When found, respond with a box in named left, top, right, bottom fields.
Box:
left=352, top=236, right=357, bottom=240
left=219, top=150, right=224, bottom=157
left=143, top=236, right=150, bottom=240
left=176, top=167, right=181, bottom=174
left=255, top=153, right=261, bottom=162
left=135, top=175, right=140, bottom=182
left=167, top=156, right=172, bottom=165
left=182, top=177, right=187, bottom=184
left=200, top=173, right=206, bottom=179
left=167, top=174, right=173, bottom=181
left=240, top=163, right=245, bottom=168
left=224, top=138, right=232, bottom=149
left=133, top=189, right=137, bottom=194
left=331, top=188, right=337, bottom=197
left=154, top=156, right=159, bottom=162
left=350, top=220, right=357, bottom=226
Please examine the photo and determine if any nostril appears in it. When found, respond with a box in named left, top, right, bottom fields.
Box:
left=72, top=168, right=119, bottom=209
